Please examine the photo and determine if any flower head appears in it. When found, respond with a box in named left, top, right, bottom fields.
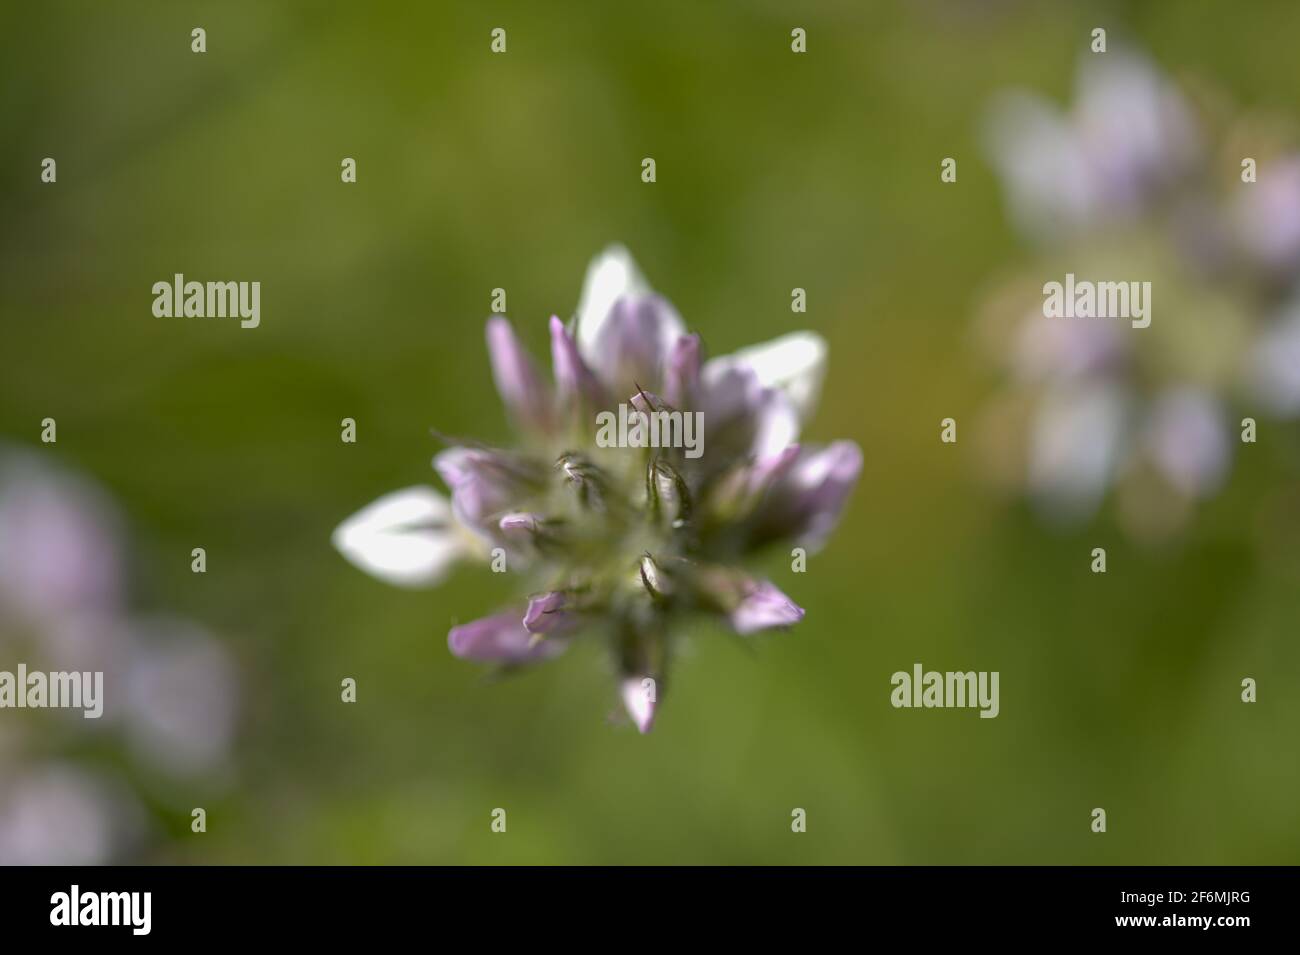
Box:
left=977, top=47, right=1300, bottom=540
left=334, top=247, right=861, bottom=731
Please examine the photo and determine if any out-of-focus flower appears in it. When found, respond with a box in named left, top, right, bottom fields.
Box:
left=0, top=764, right=141, bottom=865
left=0, top=453, right=241, bottom=861
left=1249, top=299, right=1300, bottom=415
left=977, top=47, right=1300, bottom=539
left=122, top=619, right=239, bottom=778
left=1234, top=156, right=1300, bottom=275
left=0, top=452, right=124, bottom=626
left=984, top=51, right=1199, bottom=243
left=335, top=246, right=861, bottom=732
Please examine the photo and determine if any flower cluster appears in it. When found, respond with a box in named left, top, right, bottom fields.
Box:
left=977, top=48, right=1300, bottom=539
left=334, top=247, right=862, bottom=732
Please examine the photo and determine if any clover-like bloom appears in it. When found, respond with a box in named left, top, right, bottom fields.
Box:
left=333, top=247, right=861, bottom=732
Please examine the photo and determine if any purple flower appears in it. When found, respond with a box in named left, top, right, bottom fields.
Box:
left=591, top=295, right=686, bottom=395
left=753, top=441, right=865, bottom=551
left=335, top=247, right=861, bottom=732
left=432, top=447, right=542, bottom=545
left=522, top=590, right=577, bottom=636
left=448, top=610, right=567, bottom=664
left=730, top=580, right=805, bottom=635
left=0, top=455, right=124, bottom=625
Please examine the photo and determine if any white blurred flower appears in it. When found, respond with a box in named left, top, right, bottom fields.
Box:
left=1234, top=156, right=1300, bottom=274
left=123, top=619, right=239, bottom=778
left=979, top=47, right=1298, bottom=538
left=0, top=764, right=140, bottom=865
left=1028, top=384, right=1129, bottom=522
left=985, top=50, right=1198, bottom=242
left=0, top=453, right=124, bottom=626
left=0, top=449, right=241, bottom=861
left=1143, top=389, right=1231, bottom=499
left=1249, top=300, right=1300, bottom=416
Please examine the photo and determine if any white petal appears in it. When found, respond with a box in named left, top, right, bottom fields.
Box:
left=704, top=331, right=827, bottom=421
left=750, top=387, right=801, bottom=461
left=575, top=244, right=649, bottom=356
left=1250, top=307, right=1300, bottom=416
left=620, top=676, right=657, bottom=734
left=1029, top=385, right=1128, bottom=522
left=331, top=486, right=466, bottom=588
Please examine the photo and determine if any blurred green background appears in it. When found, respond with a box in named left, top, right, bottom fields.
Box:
left=2, top=0, right=1298, bottom=863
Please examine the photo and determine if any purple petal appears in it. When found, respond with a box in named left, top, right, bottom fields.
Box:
left=748, top=443, right=801, bottom=496
left=699, top=363, right=757, bottom=422
left=663, top=334, right=701, bottom=408
left=628, top=388, right=667, bottom=414
left=522, top=590, right=576, bottom=635
left=705, top=443, right=801, bottom=522
left=587, top=294, right=685, bottom=395
left=448, top=611, right=566, bottom=664
left=758, top=441, right=863, bottom=550
left=498, top=511, right=540, bottom=533
left=485, top=317, right=553, bottom=433
left=730, top=580, right=805, bottom=635
left=433, top=447, right=533, bottom=540
left=549, top=315, right=607, bottom=410
left=697, top=363, right=801, bottom=474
